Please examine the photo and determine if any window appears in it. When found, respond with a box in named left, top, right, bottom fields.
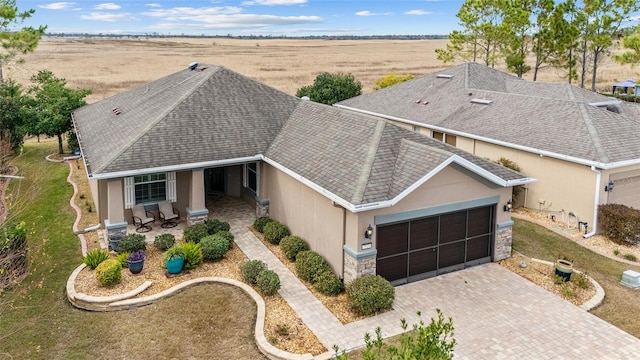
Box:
left=124, top=172, right=176, bottom=208
left=244, top=162, right=259, bottom=195
left=411, top=125, right=420, bottom=132
left=432, top=131, right=457, bottom=146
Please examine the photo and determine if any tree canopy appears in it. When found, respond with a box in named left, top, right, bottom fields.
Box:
left=295, top=72, right=362, bottom=105
left=24, top=70, right=91, bottom=154
left=615, top=26, right=640, bottom=68
left=0, top=0, right=47, bottom=80
left=373, top=73, right=413, bottom=90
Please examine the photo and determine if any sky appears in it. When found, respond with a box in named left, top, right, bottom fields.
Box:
left=16, top=1, right=640, bottom=37
left=17, top=0, right=471, bottom=36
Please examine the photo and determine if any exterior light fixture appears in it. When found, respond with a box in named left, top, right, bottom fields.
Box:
left=503, top=199, right=513, bottom=212
left=605, top=180, right=614, bottom=192
left=364, top=224, right=374, bottom=239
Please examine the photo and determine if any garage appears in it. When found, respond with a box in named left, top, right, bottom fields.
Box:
left=376, top=205, right=495, bottom=285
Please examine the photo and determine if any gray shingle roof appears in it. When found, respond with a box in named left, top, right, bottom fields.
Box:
left=337, top=62, right=640, bottom=166
left=73, top=64, right=531, bottom=207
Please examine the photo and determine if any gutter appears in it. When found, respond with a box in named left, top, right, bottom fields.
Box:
left=334, top=104, right=640, bottom=170
left=583, top=166, right=601, bottom=238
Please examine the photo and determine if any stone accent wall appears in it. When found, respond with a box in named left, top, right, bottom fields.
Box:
left=256, top=201, right=269, bottom=218
left=343, top=250, right=376, bottom=284
left=187, top=212, right=208, bottom=226
left=495, top=223, right=513, bottom=261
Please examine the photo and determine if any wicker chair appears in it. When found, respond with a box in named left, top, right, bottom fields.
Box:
left=132, top=204, right=155, bottom=232
left=158, top=200, right=180, bottom=228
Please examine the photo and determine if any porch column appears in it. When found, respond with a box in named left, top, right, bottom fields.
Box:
left=343, top=245, right=377, bottom=284
left=495, top=220, right=514, bottom=261
left=105, top=178, right=127, bottom=240
left=187, top=169, right=209, bottom=225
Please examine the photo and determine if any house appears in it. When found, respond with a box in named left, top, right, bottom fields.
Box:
left=337, top=62, right=640, bottom=237
left=72, top=63, right=532, bottom=285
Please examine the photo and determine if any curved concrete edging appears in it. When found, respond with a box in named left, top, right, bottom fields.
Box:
left=66, top=264, right=313, bottom=360
left=530, top=258, right=605, bottom=311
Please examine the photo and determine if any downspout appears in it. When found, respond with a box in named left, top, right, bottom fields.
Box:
left=341, top=207, right=346, bottom=281
left=584, top=166, right=601, bottom=238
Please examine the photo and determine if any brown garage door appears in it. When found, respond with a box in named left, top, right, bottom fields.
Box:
left=377, top=206, right=494, bottom=285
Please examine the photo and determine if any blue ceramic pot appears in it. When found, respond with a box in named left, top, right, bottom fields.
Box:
left=166, top=257, right=184, bottom=274
left=127, top=260, right=144, bottom=274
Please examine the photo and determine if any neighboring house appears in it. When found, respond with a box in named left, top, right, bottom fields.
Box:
left=72, top=63, right=532, bottom=285
left=337, top=62, right=640, bottom=237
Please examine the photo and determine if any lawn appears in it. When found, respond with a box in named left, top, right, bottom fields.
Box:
left=0, top=141, right=266, bottom=360
left=512, top=218, right=640, bottom=338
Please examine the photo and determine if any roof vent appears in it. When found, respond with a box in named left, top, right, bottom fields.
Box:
left=470, top=98, right=492, bottom=105
left=112, top=107, right=121, bottom=115
left=589, top=100, right=622, bottom=113
left=188, top=62, right=198, bottom=70
left=437, top=74, right=453, bottom=79
left=300, top=96, right=310, bottom=101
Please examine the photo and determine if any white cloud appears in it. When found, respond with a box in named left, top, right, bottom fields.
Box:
left=145, top=3, right=162, bottom=8
left=405, top=10, right=433, bottom=15
left=80, top=12, right=138, bottom=22
left=625, top=15, right=640, bottom=22
left=38, top=2, right=76, bottom=10
left=355, top=11, right=375, bottom=16
left=95, top=3, right=121, bottom=10
left=242, top=0, right=307, bottom=5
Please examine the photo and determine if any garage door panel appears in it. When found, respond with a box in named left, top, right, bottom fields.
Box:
left=410, top=217, right=438, bottom=249
left=377, top=223, right=408, bottom=258
left=409, top=248, right=437, bottom=276
left=440, top=212, right=467, bottom=243
left=468, top=207, right=492, bottom=237
left=609, top=176, right=640, bottom=209
left=467, top=235, right=491, bottom=261
left=377, top=255, right=408, bottom=283
left=439, top=241, right=466, bottom=268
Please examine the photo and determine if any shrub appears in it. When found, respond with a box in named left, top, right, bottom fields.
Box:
left=154, top=233, right=175, bottom=251
left=295, top=251, right=331, bottom=283
left=623, top=253, right=638, bottom=262
left=205, top=218, right=231, bottom=235
left=598, top=204, right=640, bottom=245
left=253, top=217, right=273, bottom=233
left=313, top=270, right=344, bottom=296
left=572, top=273, right=591, bottom=289
left=182, top=242, right=203, bottom=270
left=263, top=221, right=290, bottom=245
left=200, top=234, right=230, bottom=261
left=115, top=252, right=130, bottom=268
left=240, top=259, right=267, bottom=284
left=95, top=259, right=122, bottom=286
left=280, top=235, right=308, bottom=262
left=256, top=269, right=281, bottom=296
left=116, top=233, right=147, bottom=254
left=83, top=249, right=109, bottom=270
left=183, top=223, right=209, bottom=244
left=0, top=222, right=27, bottom=254
left=346, top=275, right=395, bottom=316
left=215, top=230, right=234, bottom=244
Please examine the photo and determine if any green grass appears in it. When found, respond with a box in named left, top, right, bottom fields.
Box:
left=512, top=218, right=640, bottom=337
left=0, top=142, right=265, bottom=359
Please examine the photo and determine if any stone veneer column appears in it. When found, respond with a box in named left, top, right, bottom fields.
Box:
left=495, top=220, right=514, bottom=261
left=255, top=197, right=269, bottom=218
left=343, top=245, right=377, bottom=284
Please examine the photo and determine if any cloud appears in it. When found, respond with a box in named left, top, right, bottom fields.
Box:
left=405, top=10, right=433, bottom=15
left=625, top=15, right=640, bottom=22
left=242, top=0, right=307, bottom=5
left=95, top=3, right=121, bottom=10
left=355, top=10, right=392, bottom=17
left=145, top=3, right=162, bottom=7
left=38, top=2, right=76, bottom=10
left=80, top=12, right=138, bottom=22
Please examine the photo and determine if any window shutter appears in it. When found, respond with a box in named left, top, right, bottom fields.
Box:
left=124, top=177, right=134, bottom=209
left=167, top=171, right=177, bottom=202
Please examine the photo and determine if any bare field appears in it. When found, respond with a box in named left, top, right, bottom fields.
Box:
left=6, top=37, right=637, bottom=103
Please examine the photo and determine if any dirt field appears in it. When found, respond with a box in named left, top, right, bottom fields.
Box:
left=6, top=37, right=637, bottom=103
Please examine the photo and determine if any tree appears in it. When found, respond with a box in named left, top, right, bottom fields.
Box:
left=0, top=0, right=47, bottom=81
left=502, top=0, right=535, bottom=77
left=295, top=72, right=362, bottom=105
left=373, top=73, right=413, bottom=90
left=0, top=79, right=25, bottom=154
left=615, top=25, right=640, bottom=67
left=25, top=70, right=91, bottom=154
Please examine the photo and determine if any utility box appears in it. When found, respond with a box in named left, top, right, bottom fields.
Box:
left=620, top=270, right=640, bottom=289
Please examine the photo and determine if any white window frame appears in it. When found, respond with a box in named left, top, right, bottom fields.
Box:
left=243, top=162, right=260, bottom=196
left=124, top=171, right=176, bottom=208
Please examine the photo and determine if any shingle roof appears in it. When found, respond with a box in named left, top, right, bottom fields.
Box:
left=73, top=64, right=531, bottom=207
left=337, top=62, right=640, bottom=166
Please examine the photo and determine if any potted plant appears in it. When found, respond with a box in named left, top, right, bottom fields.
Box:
left=163, top=245, right=186, bottom=275
left=126, top=250, right=146, bottom=274
left=555, top=255, right=573, bottom=282
left=108, top=233, right=124, bottom=252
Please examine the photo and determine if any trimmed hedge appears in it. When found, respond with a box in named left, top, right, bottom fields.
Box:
left=280, top=235, right=308, bottom=262
left=263, top=221, right=290, bottom=245
left=240, top=259, right=267, bottom=284
left=116, top=233, right=147, bottom=254
left=256, top=269, right=281, bottom=296
left=346, top=275, right=395, bottom=316
left=200, top=234, right=230, bottom=261
left=183, top=223, right=209, bottom=244
left=154, top=233, right=176, bottom=251
left=313, top=270, right=344, bottom=296
left=95, top=259, right=122, bottom=286
left=205, top=218, right=231, bottom=235
left=599, top=204, right=640, bottom=245
left=295, top=250, right=331, bottom=283
left=215, top=230, right=234, bottom=244
left=253, top=217, right=273, bottom=233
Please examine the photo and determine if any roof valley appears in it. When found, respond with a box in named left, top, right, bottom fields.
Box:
left=350, top=120, right=386, bottom=204
left=578, top=103, right=609, bottom=163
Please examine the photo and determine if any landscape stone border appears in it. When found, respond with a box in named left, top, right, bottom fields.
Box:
left=66, top=263, right=314, bottom=360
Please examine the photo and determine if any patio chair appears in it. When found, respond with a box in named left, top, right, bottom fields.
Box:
left=158, top=200, right=180, bottom=228
left=132, top=204, right=155, bottom=232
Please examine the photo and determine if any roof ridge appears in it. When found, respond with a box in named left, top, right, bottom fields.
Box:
left=350, top=119, right=387, bottom=204
left=578, top=103, right=609, bottom=163
left=97, top=67, right=220, bottom=172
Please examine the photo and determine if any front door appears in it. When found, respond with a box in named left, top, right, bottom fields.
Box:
left=205, top=167, right=227, bottom=198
